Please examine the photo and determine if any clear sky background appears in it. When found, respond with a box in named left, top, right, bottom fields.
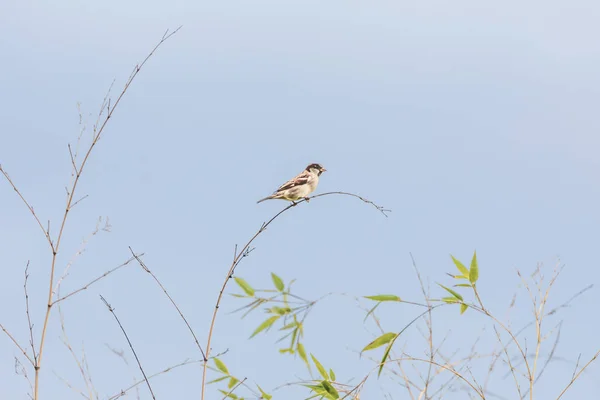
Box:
left=1, top=0, right=599, bottom=399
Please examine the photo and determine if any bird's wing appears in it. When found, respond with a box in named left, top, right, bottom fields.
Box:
left=274, top=171, right=312, bottom=193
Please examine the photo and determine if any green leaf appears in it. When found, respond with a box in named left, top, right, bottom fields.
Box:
left=234, top=277, right=255, bottom=296
left=363, top=303, right=380, bottom=323
left=207, top=375, right=229, bottom=384
left=469, top=251, right=479, bottom=283
left=257, top=385, right=272, bottom=400
left=442, top=296, right=461, bottom=304
left=228, top=377, right=238, bottom=389
left=454, top=283, right=472, bottom=288
left=214, top=358, right=229, bottom=374
left=250, top=315, right=280, bottom=338
left=451, top=255, right=469, bottom=276
left=278, top=348, right=293, bottom=354
left=297, top=342, right=310, bottom=371
left=321, top=380, right=340, bottom=399
left=460, top=303, right=468, bottom=314
left=439, top=284, right=463, bottom=301
left=218, top=389, right=239, bottom=399
left=377, top=333, right=399, bottom=377
left=364, top=294, right=401, bottom=302
left=271, top=272, right=285, bottom=291
left=362, top=332, right=397, bottom=352
left=311, top=354, right=329, bottom=380
left=329, top=368, right=336, bottom=381
left=269, top=306, right=291, bottom=315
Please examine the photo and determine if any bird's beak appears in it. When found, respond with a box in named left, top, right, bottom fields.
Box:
left=321, top=167, right=327, bottom=172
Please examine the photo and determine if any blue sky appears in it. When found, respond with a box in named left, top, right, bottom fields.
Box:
left=1, top=0, right=599, bottom=399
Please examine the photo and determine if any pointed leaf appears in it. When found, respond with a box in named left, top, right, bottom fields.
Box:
left=269, top=306, right=291, bottom=315
left=364, top=294, right=401, bottom=302
left=377, top=333, right=399, bottom=377
left=363, top=302, right=380, bottom=323
left=257, top=385, right=272, bottom=400
left=442, top=296, right=460, bottom=304
left=454, top=284, right=472, bottom=288
left=297, top=342, right=310, bottom=371
left=214, top=358, right=229, bottom=374
left=271, top=272, right=285, bottom=291
left=228, top=377, right=238, bottom=389
left=329, top=368, right=336, bottom=381
left=469, top=251, right=479, bottom=283
left=460, top=303, right=468, bottom=314
left=250, top=315, right=280, bottom=338
left=321, top=380, right=340, bottom=399
left=439, top=284, right=463, bottom=301
left=234, top=277, right=255, bottom=296
left=362, top=332, right=397, bottom=352
left=451, top=255, right=469, bottom=276
left=311, top=354, right=329, bottom=380
left=207, top=375, right=229, bottom=384
left=218, top=389, right=238, bottom=399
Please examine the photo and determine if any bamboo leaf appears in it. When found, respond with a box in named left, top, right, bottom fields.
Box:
left=311, top=354, right=329, bottom=380
left=271, top=272, right=285, bottom=292
left=364, top=294, right=401, bottom=302
left=321, top=380, right=340, bottom=399
left=218, top=389, right=238, bottom=399
left=329, top=368, right=336, bottom=381
left=469, top=250, right=479, bottom=283
left=378, top=333, right=400, bottom=377
left=250, top=315, right=280, bottom=338
left=207, top=375, right=229, bottom=384
left=460, top=303, right=468, bottom=314
left=451, top=255, right=469, bottom=276
left=257, top=385, right=272, bottom=400
left=234, top=277, right=255, bottom=296
left=214, top=358, right=229, bottom=374
left=228, top=377, right=238, bottom=389
left=297, top=342, right=310, bottom=372
left=438, top=284, right=463, bottom=301
left=362, top=332, right=397, bottom=352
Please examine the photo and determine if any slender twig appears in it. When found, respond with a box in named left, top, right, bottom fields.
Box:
left=129, top=247, right=207, bottom=360
left=52, top=254, right=140, bottom=305
left=23, top=261, right=37, bottom=364
left=100, top=295, right=155, bottom=400
left=0, top=323, right=34, bottom=365
left=221, top=377, right=247, bottom=400
left=556, top=350, right=600, bottom=399
left=201, top=191, right=389, bottom=400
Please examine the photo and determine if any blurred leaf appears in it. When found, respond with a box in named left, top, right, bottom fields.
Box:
left=363, top=302, right=380, bottom=323
left=234, top=277, right=255, bottom=296
left=439, top=284, right=463, bottom=301
left=271, top=272, right=285, bottom=291
left=362, top=332, right=397, bottom=352
left=228, top=377, right=238, bottom=389
left=280, top=322, right=296, bottom=331
left=214, top=358, right=229, bottom=374
left=460, top=303, right=468, bottom=314
left=329, top=368, right=336, bottom=381
left=454, top=284, right=472, bottom=288
left=311, top=354, right=329, bottom=380
left=257, top=385, right=272, bottom=400
left=297, top=342, right=310, bottom=372
left=442, top=296, right=461, bottom=304
left=279, top=348, right=293, bottom=354
left=218, top=389, right=238, bottom=399
left=469, top=251, right=479, bottom=283
left=377, top=333, right=399, bottom=377
left=250, top=315, right=280, bottom=338
left=451, top=255, right=469, bottom=276
left=207, top=375, right=229, bottom=384
left=364, top=294, right=401, bottom=302
left=270, top=306, right=291, bottom=315
left=321, top=380, right=340, bottom=399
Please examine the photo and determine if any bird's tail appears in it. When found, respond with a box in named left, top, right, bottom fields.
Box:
left=256, top=195, right=274, bottom=204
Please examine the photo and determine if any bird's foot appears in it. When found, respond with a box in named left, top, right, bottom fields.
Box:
left=304, top=197, right=310, bottom=203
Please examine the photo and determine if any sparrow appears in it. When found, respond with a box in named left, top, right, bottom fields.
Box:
left=257, top=163, right=327, bottom=204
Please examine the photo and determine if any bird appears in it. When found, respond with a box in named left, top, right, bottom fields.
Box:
left=257, top=163, right=327, bottom=204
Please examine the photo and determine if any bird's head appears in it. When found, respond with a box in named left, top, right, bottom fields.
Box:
left=306, top=163, right=327, bottom=176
